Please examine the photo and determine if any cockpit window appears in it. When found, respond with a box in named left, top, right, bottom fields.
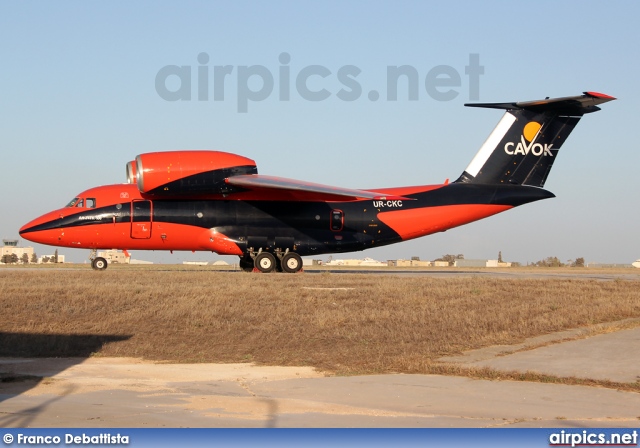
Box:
left=66, top=197, right=95, bottom=208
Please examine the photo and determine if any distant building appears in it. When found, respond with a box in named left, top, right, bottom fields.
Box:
left=97, top=249, right=153, bottom=265
left=360, top=257, right=387, bottom=267
left=432, top=261, right=450, bottom=267
left=587, top=262, right=633, bottom=268
left=1, top=239, right=35, bottom=263
left=98, top=250, right=130, bottom=264
left=389, top=259, right=431, bottom=267
left=454, top=259, right=487, bottom=268
left=455, top=259, right=512, bottom=268
left=633, top=260, right=640, bottom=269
left=325, top=257, right=386, bottom=267
left=39, top=254, right=65, bottom=264
left=2, top=239, right=18, bottom=247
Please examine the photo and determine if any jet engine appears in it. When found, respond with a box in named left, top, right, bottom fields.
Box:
left=128, top=150, right=258, bottom=196
left=125, top=160, right=137, bottom=184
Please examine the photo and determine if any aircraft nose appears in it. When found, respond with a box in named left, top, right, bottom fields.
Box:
left=19, top=222, right=30, bottom=236
left=19, top=226, right=42, bottom=245
left=20, top=218, right=40, bottom=238
left=20, top=217, right=48, bottom=244
left=19, top=209, right=66, bottom=245
left=19, top=220, right=40, bottom=238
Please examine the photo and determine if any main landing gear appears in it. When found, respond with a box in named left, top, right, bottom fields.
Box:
left=89, top=249, right=108, bottom=271
left=254, top=252, right=277, bottom=273
left=281, top=252, right=303, bottom=273
left=241, top=249, right=303, bottom=273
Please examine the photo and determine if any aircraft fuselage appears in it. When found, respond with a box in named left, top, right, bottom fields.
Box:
left=20, top=182, right=552, bottom=257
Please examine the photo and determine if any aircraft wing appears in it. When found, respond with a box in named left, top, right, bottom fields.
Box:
left=226, top=174, right=411, bottom=201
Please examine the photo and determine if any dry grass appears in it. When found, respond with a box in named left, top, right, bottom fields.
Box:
left=1, top=270, right=639, bottom=379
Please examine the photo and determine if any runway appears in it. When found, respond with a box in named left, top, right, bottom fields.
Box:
left=2, top=322, right=639, bottom=428
left=305, top=268, right=640, bottom=281
left=3, top=265, right=639, bottom=282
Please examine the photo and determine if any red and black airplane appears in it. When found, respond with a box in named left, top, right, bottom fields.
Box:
left=20, top=92, right=615, bottom=272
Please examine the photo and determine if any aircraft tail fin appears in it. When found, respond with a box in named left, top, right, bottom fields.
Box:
left=455, top=92, right=615, bottom=187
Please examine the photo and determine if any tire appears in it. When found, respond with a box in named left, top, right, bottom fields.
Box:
left=91, top=257, right=108, bottom=271
left=254, top=252, right=276, bottom=273
left=281, top=252, right=303, bottom=273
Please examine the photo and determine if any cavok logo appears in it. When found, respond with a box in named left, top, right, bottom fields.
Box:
left=504, top=121, right=553, bottom=156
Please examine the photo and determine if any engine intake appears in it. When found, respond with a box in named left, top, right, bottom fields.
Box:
left=126, top=160, right=137, bottom=184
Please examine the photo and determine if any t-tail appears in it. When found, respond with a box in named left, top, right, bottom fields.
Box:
left=455, top=92, right=616, bottom=187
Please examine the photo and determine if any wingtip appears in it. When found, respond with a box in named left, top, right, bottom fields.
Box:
left=585, top=91, right=616, bottom=100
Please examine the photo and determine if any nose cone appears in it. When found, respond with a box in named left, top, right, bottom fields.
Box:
left=19, top=209, right=67, bottom=245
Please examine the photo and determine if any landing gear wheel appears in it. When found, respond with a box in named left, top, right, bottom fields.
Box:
left=254, top=252, right=276, bottom=273
left=281, top=252, right=303, bottom=273
left=91, top=257, right=108, bottom=271
left=239, top=257, right=254, bottom=272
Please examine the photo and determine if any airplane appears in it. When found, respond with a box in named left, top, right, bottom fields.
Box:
left=20, top=92, right=615, bottom=272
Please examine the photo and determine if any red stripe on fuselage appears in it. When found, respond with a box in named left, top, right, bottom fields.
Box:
left=378, top=204, right=512, bottom=240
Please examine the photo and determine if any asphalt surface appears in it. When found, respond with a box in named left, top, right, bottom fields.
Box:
left=1, top=324, right=639, bottom=428
left=3, top=266, right=640, bottom=282
left=304, top=269, right=640, bottom=281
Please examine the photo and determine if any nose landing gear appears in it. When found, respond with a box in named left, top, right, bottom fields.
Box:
left=89, top=249, right=108, bottom=271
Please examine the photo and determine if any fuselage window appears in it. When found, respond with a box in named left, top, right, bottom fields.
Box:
left=86, top=198, right=96, bottom=208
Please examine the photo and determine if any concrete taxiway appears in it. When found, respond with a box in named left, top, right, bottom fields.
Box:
left=1, top=324, right=639, bottom=428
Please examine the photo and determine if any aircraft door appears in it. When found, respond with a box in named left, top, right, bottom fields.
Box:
left=131, top=200, right=152, bottom=239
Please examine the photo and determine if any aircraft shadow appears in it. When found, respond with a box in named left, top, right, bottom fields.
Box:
left=0, top=332, right=131, bottom=427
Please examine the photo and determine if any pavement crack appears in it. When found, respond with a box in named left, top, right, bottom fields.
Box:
left=236, top=378, right=257, bottom=397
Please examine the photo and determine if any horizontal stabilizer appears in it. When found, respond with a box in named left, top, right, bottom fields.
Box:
left=465, top=91, right=615, bottom=115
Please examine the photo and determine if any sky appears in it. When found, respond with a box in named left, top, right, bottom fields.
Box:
left=1, top=1, right=638, bottom=265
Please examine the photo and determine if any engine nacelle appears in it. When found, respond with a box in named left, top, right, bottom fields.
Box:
left=133, top=151, right=258, bottom=196
left=126, top=160, right=137, bottom=184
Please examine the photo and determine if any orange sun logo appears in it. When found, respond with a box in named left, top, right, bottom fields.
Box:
left=523, top=121, right=541, bottom=142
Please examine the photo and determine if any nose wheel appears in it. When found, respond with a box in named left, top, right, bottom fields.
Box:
left=91, top=256, right=108, bottom=271
left=88, top=249, right=108, bottom=271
